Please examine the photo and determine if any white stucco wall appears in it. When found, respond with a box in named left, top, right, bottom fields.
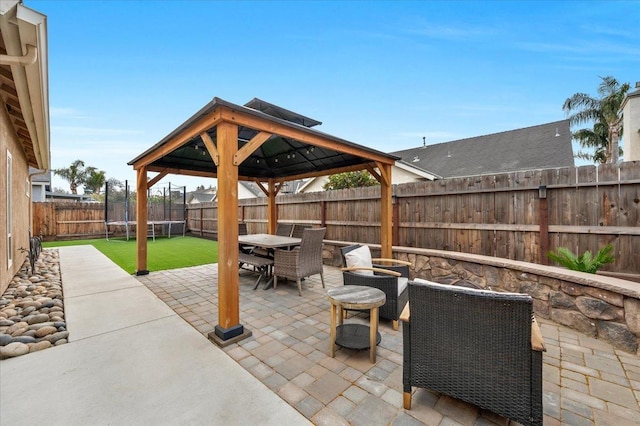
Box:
left=623, top=88, right=640, bottom=161
left=238, top=183, right=258, bottom=199
left=32, top=183, right=46, bottom=202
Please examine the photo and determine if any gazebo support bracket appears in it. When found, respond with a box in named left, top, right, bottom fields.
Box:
left=209, top=325, right=252, bottom=348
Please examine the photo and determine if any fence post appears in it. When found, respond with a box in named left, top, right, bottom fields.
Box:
left=538, top=186, right=549, bottom=265
left=320, top=200, right=326, bottom=227
left=392, top=196, right=399, bottom=247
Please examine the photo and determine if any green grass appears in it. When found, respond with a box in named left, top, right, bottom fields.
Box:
left=43, top=236, right=218, bottom=274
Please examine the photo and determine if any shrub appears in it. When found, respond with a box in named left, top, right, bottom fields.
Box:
left=323, top=171, right=379, bottom=190
left=547, top=244, right=615, bottom=273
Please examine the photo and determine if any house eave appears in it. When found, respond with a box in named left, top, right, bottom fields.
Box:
left=0, top=2, right=50, bottom=170
left=394, top=160, right=441, bottom=180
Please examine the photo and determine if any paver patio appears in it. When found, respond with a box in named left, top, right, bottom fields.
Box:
left=136, top=263, right=640, bottom=426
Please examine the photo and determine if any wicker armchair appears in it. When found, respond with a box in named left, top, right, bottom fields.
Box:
left=273, top=227, right=326, bottom=296
left=400, top=279, right=545, bottom=426
left=340, top=244, right=411, bottom=330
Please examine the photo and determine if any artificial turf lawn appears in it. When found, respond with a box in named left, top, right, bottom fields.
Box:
left=43, top=236, right=218, bottom=274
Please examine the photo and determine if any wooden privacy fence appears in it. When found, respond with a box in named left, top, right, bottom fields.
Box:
left=33, top=202, right=105, bottom=239
left=33, top=162, right=639, bottom=274
left=187, top=162, right=640, bottom=275
left=33, top=201, right=186, bottom=240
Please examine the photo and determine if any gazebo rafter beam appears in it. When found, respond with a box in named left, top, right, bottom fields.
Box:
left=200, top=131, right=219, bottom=166
left=234, top=131, right=271, bottom=165
left=132, top=110, right=223, bottom=169
left=147, top=170, right=169, bottom=188
left=255, top=181, right=269, bottom=197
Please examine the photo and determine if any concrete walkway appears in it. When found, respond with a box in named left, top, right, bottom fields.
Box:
left=0, top=246, right=310, bottom=426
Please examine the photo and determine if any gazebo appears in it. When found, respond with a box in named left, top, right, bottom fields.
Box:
left=128, top=97, right=399, bottom=344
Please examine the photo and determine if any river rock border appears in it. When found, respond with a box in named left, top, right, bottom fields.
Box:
left=0, top=249, right=68, bottom=359
left=324, top=242, right=640, bottom=354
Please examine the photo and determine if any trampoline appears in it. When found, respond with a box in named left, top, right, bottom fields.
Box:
left=104, top=180, right=186, bottom=241
left=104, top=220, right=186, bottom=241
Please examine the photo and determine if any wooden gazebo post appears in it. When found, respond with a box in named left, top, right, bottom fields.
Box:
left=267, top=179, right=277, bottom=234
left=379, top=163, right=393, bottom=259
left=210, top=121, right=246, bottom=343
left=135, top=166, right=148, bottom=275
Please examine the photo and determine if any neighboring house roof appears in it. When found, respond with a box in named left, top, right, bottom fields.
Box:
left=391, top=120, right=574, bottom=179
left=279, top=179, right=308, bottom=194
left=45, top=191, right=92, bottom=201
left=239, top=181, right=266, bottom=197
left=187, top=191, right=216, bottom=204
left=0, top=0, right=50, bottom=170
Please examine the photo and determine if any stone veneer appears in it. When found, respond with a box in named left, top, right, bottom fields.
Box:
left=323, top=241, right=640, bottom=354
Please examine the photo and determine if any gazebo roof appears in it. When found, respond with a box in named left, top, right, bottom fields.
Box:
left=128, top=97, right=399, bottom=181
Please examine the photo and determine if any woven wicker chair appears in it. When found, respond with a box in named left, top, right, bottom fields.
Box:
left=340, top=244, right=411, bottom=330
left=238, top=223, right=256, bottom=255
left=400, top=279, right=544, bottom=426
left=275, top=223, right=294, bottom=237
left=290, top=224, right=312, bottom=239
left=273, top=227, right=326, bottom=296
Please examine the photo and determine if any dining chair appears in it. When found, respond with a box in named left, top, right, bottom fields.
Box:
left=290, top=224, right=312, bottom=238
left=273, top=227, right=326, bottom=296
left=275, top=223, right=294, bottom=237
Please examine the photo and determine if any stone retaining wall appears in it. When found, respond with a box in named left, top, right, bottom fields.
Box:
left=323, top=241, right=640, bottom=354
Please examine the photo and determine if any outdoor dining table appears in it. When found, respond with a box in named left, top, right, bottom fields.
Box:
left=238, top=233, right=301, bottom=251
left=237, top=234, right=301, bottom=289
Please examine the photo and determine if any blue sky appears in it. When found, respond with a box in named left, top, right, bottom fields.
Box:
left=28, top=0, right=640, bottom=192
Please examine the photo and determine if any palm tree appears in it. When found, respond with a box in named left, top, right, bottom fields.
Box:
left=83, top=167, right=106, bottom=194
left=563, top=76, right=630, bottom=164
left=572, top=122, right=609, bottom=163
left=53, top=159, right=86, bottom=194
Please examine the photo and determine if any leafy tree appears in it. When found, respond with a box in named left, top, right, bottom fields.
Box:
left=107, top=178, right=125, bottom=191
left=563, top=76, right=630, bottom=164
left=83, top=167, right=106, bottom=194
left=323, top=171, right=380, bottom=191
left=547, top=244, right=615, bottom=274
left=53, top=159, right=86, bottom=194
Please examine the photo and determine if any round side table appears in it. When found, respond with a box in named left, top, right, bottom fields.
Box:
left=327, top=285, right=386, bottom=363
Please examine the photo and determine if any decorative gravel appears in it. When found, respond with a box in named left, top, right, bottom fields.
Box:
left=0, top=249, right=67, bottom=359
